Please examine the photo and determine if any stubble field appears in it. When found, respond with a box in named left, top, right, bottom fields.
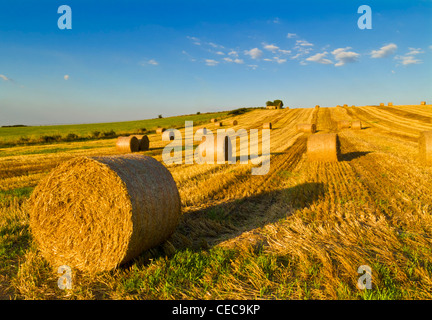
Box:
left=1, top=104, right=432, bottom=300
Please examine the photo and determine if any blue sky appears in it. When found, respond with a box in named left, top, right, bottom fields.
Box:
left=0, top=0, right=431, bottom=125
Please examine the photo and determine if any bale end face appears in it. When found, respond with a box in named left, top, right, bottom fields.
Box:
left=296, top=123, right=316, bottom=133
left=28, top=154, right=181, bottom=273
left=132, top=135, right=150, bottom=151
left=156, top=128, right=166, bottom=134
left=419, top=131, right=432, bottom=165
left=351, top=121, right=362, bottom=130
left=116, top=136, right=140, bottom=153
left=421, top=101, right=426, bottom=105
left=263, top=122, right=272, bottom=129
left=307, top=133, right=341, bottom=162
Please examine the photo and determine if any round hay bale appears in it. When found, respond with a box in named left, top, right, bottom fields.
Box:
left=307, top=133, right=341, bottom=162
left=337, top=120, right=351, bottom=130
left=210, top=118, right=217, bottom=123
left=116, top=136, right=139, bottom=153
left=156, top=127, right=166, bottom=134
left=132, top=135, right=150, bottom=151
left=263, top=122, right=272, bottom=129
left=232, top=120, right=238, bottom=126
left=380, top=103, right=385, bottom=107
left=296, top=123, right=316, bottom=133
left=28, top=154, right=181, bottom=273
left=315, top=105, right=320, bottom=109
left=351, top=121, right=362, bottom=130
left=214, top=122, right=223, bottom=127
left=197, top=135, right=232, bottom=163
left=419, top=131, right=432, bottom=165
left=421, top=101, right=426, bottom=105
left=343, top=104, right=348, bottom=107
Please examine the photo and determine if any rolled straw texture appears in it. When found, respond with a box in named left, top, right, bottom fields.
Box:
left=116, top=136, right=139, bottom=153
left=29, top=154, right=181, bottom=273
left=307, top=133, right=341, bottom=162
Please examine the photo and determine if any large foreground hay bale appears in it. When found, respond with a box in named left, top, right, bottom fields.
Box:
left=263, top=122, right=272, bottom=129
left=296, top=123, right=316, bottom=133
left=337, top=120, right=351, bottom=130
left=116, top=136, right=139, bottom=153
left=351, top=120, right=362, bottom=130
left=132, top=135, right=150, bottom=151
left=419, top=131, right=432, bottom=165
left=29, top=154, right=181, bottom=273
left=307, top=133, right=341, bottom=162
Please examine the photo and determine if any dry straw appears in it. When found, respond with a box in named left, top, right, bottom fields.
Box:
left=307, top=133, right=341, bottom=162
left=388, top=102, right=393, bottom=106
left=296, top=123, right=317, bottom=133
left=214, top=122, right=223, bottom=127
left=28, top=154, right=181, bottom=273
left=419, top=131, right=432, bottom=165
left=380, top=103, right=385, bottom=107
left=421, top=101, right=426, bottom=105
left=315, top=105, right=320, bottom=109
left=116, top=136, right=140, bottom=153
left=132, top=135, right=150, bottom=151
left=263, top=122, right=272, bottom=129
left=337, top=120, right=351, bottom=130
left=156, top=127, right=166, bottom=134
left=232, top=120, right=238, bottom=126
left=351, top=121, right=362, bottom=130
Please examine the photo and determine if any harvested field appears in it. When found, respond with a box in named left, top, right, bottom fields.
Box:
left=2, top=105, right=432, bottom=300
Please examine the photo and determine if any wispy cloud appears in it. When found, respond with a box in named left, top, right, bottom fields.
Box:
left=395, top=48, right=424, bottom=65
left=140, top=59, right=159, bottom=66
left=0, top=74, right=11, bottom=81
left=332, top=47, right=360, bottom=66
left=244, top=48, right=263, bottom=59
left=187, top=36, right=201, bottom=46
left=306, top=52, right=333, bottom=65
left=205, top=59, right=219, bottom=66
left=371, top=43, right=397, bottom=58
left=296, top=40, right=313, bottom=47
left=228, top=50, right=238, bottom=57
left=247, top=64, right=258, bottom=70
left=286, top=33, right=297, bottom=39
left=223, top=57, right=244, bottom=64
left=273, top=57, right=287, bottom=64
left=263, top=43, right=279, bottom=53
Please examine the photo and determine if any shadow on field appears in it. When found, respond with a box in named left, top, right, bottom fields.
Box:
left=129, top=182, right=326, bottom=266
left=340, top=151, right=371, bottom=162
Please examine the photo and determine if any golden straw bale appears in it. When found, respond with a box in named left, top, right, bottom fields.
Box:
left=315, top=105, right=320, bottom=109
left=214, top=122, right=223, bottom=127
left=197, top=135, right=232, bottom=163
left=210, top=118, right=217, bottom=123
left=28, top=154, right=181, bottom=273
left=263, top=122, right=272, bottom=129
left=296, top=123, right=317, bottom=133
left=307, top=133, right=341, bottom=162
left=116, top=136, right=139, bottom=153
left=388, top=102, right=393, bottom=106
left=419, top=131, right=432, bottom=165
left=232, top=120, right=238, bottom=125
left=337, top=120, right=351, bottom=130
left=156, top=127, right=166, bottom=134
left=380, top=103, right=385, bottom=107
left=132, top=135, right=150, bottom=151
left=351, top=121, right=362, bottom=130
left=421, top=101, right=426, bottom=105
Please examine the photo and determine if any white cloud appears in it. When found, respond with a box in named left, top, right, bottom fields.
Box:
left=306, top=52, right=333, bottom=65
left=148, top=59, right=159, bottom=65
left=205, top=59, right=219, bottom=66
left=215, top=51, right=225, bottom=55
left=247, top=65, right=258, bottom=70
left=296, top=40, right=313, bottom=47
left=0, top=74, right=10, bottom=81
left=187, top=36, right=201, bottom=46
left=371, top=43, right=397, bottom=58
left=209, top=42, right=224, bottom=49
left=263, top=58, right=273, bottom=62
left=223, top=57, right=233, bottom=62
left=278, top=49, right=291, bottom=55
left=223, top=57, right=243, bottom=64
left=228, top=50, right=238, bottom=57
left=395, top=47, right=424, bottom=65
left=287, top=33, right=297, bottom=38
left=64, top=75, right=69, bottom=80
left=244, top=48, right=263, bottom=59
left=263, top=44, right=279, bottom=52
left=332, top=47, right=360, bottom=66
left=273, top=57, right=287, bottom=64
left=291, top=53, right=301, bottom=60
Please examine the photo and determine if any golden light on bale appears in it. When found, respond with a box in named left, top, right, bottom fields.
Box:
left=421, top=101, right=426, bottom=105
left=419, top=131, right=432, bottom=165
left=28, top=154, right=181, bottom=273
left=231, top=120, right=238, bottom=126
left=156, top=127, right=166, bottom=134
left=132, top=135, right=150, bottom=151
left=388, top=102, right=393, bottom=106
left=307, top=133, right=341, bottom=162
left=116, top=136, right=139, bottom=153
left=337, top=120, right=351, bottom=130
left=263, top=122, right=272, bottom=129
left=296, top=123, right=316, bottom=133
left=315, top=105, right=320, bottom=109
left=343, top=104, right=348, bottom=107
left=197, top=135, right=232, bottom=163
left=351, top=120, right=362, bottom=130
left=214, top=122, right=223, bottom=127
left=210, top=118, right=217, bottom=123
left=380, top=103, right=385, bottom=107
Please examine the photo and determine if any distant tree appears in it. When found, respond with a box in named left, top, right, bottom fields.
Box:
left=266, top=101, right=274, bottom=106
left=158, top=114, right=163, bottom=118
left=273, top=99, right=284, bottom=108
left=196, top=111, right=201, bottom=115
